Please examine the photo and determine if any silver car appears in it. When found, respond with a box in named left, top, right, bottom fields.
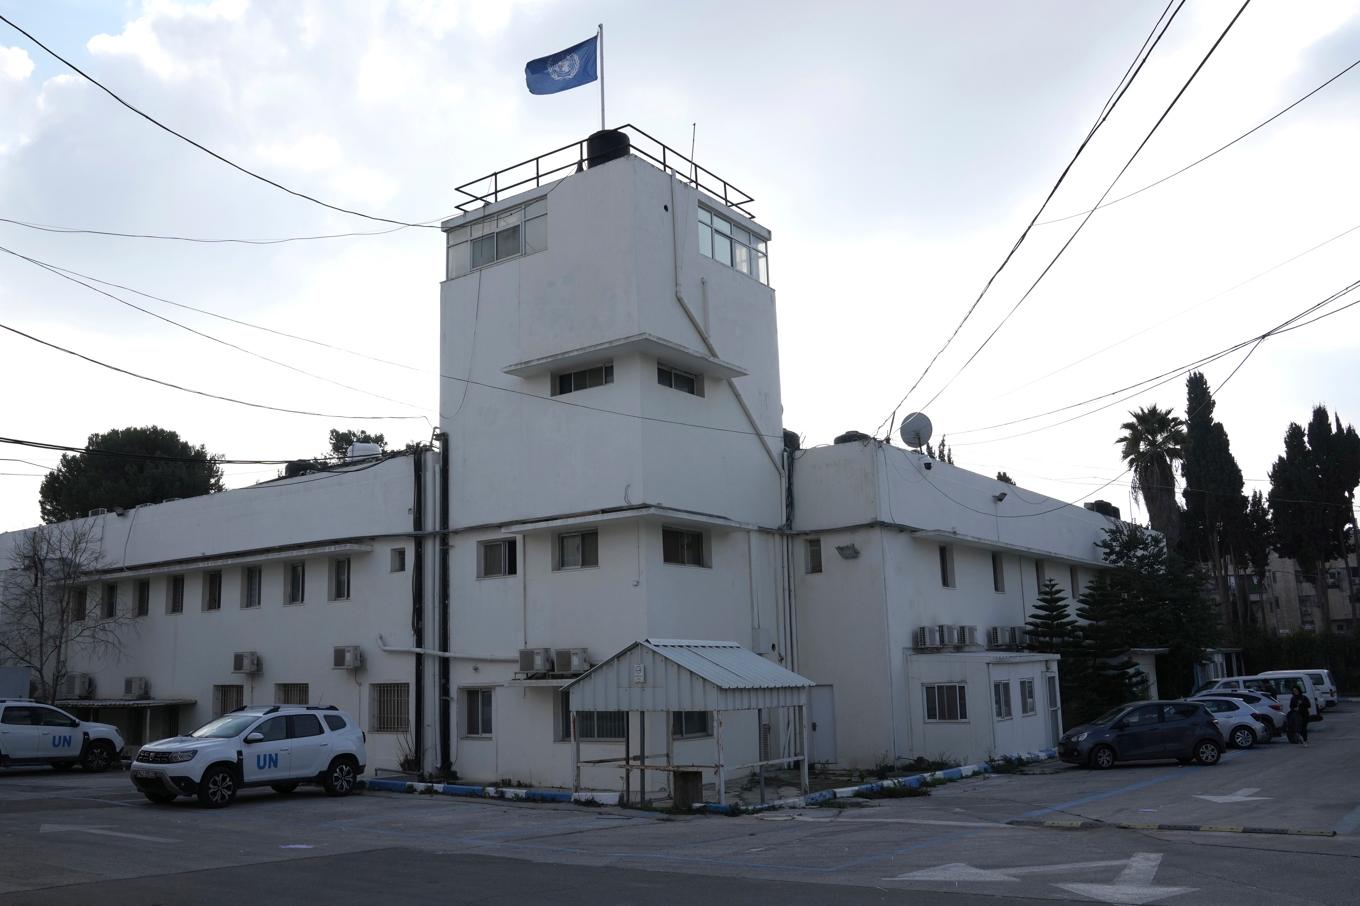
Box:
left=1191, top=695, right=1271, bottom=748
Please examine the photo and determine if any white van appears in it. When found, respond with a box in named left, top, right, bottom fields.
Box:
left=1259, top=669, right=1336, bottom=709
left=1247, top=673, right=1324, bottom=716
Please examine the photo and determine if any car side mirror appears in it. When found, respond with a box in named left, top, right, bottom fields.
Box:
left=244, top=732, right=264, bottom=744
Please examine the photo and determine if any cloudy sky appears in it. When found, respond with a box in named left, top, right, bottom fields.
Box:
left=1, top=0, right=1358, bottom=530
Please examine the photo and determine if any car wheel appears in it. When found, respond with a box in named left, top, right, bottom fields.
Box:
left=197, top=766, right=238, bottom=808
left=1230, top=726, right=1256, bottom=749
left=271, top=782, right=299, bottom=795
left=82, top=741, right=116, bottom=773
left=1089, top=745, right=1116, bottom=770
left=323, top=757, right=358, bottom=796
left=143, top=791, right=176, bottom=805
left=1193, top=740, right=1223, bottom=766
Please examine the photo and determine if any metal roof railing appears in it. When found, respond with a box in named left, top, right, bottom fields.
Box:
left=452, top=124, right=756, bottom=218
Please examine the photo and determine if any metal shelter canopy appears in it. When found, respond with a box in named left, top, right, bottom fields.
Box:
left=563, top=639, right=814, bottom=807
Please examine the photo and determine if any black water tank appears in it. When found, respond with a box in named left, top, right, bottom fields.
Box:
left=783, top=429, right=801, bottom=452
left=834, top=430, right=872, bottom=445
left=585, top=129, right=630, bottom=169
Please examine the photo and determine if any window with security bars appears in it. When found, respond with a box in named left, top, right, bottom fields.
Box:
left=213, top=684, right=244, bottom=717
left=135, top=580, right=150, bottom=617
left=370, top=683, right=410, bottom=733
left=924, top=683, right=968, bottom=722
left=275, top=683, right=309, bottom=705
left=672, top=711, right=711, bottom=739
left=557, top=693, right=627, bottom=741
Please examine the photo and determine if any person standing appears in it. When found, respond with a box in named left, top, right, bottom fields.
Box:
left=1289, top=685, right=1311, bottom=746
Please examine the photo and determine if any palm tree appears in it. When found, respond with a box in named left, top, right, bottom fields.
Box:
left=1118, top=406, right=1186, bottom=549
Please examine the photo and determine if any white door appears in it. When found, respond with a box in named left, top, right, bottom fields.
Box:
left=0, top=705, right=40, bottom=758
left=32, top=706, right=81, bottom=759
left=285, top=713, right=329, bottom=778
left=1045, top=673, right=1061, bottom=746
left=809, top=685, right=837, bottom=765
left=242, top=715, right=292, bottom=783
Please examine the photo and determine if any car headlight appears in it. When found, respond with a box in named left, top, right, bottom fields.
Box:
left=1074, top=732, right=1089, bottom=742
left=165, top=751, right=197, bottom=763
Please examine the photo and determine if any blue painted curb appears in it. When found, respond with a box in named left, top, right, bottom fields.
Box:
left=357, top=778, right=619, bottom=806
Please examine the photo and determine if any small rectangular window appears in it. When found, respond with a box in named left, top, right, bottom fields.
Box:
left=657, top=363, right=703, bottom=397
left=101, top=583, right=117, bottom=620
left=135, top=580, right=150, bottom=617
left=924, top=684, right=968, bottom=722
left=557, top=531, right=599, bottom=570
left=524, top=215, right=547, bottom=254
left=274, top=683, right=309, bottom=705
left=662, top=527, right=706, bottom=567
left=698, top=222, right=713, bottom=258
left=203, top=571, right=222, bottom=612
left=554, top=363, right=614, bottom=396
left=71, top=587, right=87, bottom=622
left=331, top=558, right=351, bottom=601
left=390, top=547, right=406, bottom=572
left=447, top=241, right=469, bottom=279
left=672, top=711, right=712, bottom=739
left=212, top=684, right=243, bottom=717
left=495, top=224, right=521, bottom=259
left=286, top=562, right=305, bottom=605
left=1020, top=679, right=1037, bottom=716
left=806, top=538, right=823, bottom=574
left=992, top=552, right=1005, bottom=593
left=242, top=566, right=262, bottom=609
left=371, top=683, right=410, bottom=733
left=993, top=681, right=1013, bottom=720
left=471, top=233, right=496, bottom=269
left=167, top=575, right=184, bottom=614
left=939, top=545, right=956, bottom=588
left=575, top=709, right=627, bottom=741
left=464, top=688, right=493, bottom=737
left=1069, top=565, right=1081, bottom=597
left=478, top=539, right=518, bottom=578
left=1035, top=559, right=1047, bottom=593
left=713, top=232, right=732, bottom=266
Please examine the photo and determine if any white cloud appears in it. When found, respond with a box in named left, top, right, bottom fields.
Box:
left=0, top=45, right=34, bottom=81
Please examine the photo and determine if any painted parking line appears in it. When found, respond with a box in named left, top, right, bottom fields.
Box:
left=1008, top=818, right=1335, bottom=837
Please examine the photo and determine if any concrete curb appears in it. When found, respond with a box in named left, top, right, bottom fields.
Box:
left=1007, top=817, right=1336, bottom=837
left=700, top=748, right=1058, bottom=815
left=358, top=778, right=620, bottom=807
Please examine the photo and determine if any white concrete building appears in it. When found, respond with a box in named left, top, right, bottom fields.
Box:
left=0, top=129, right=1123, bottom=790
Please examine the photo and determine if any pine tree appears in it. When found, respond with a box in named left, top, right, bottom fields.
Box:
left=996, top=471, right=1015, bottom=485
left=1071, top=575, right=1149, bottom=722
left=1026, top=579, right=1077, bottom=652
left=1181, top=372, right=1247, bottom=624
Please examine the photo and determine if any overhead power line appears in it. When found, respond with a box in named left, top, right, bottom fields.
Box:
left=0, top=215, right=435, bottom=245
left=1038, top=54, right=1360, bottom=225
left=0, top=320, right=428, bottom=421
left=874, top=0, right=1185, bottom=439
left=0, top=434, right=350, bottom=466
left=908, top=0, right=1253, bottom=418
left=0, top=13, right=438, bottom=230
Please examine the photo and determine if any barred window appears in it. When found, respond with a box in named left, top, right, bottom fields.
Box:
left=101, top=583, right=117, bottom=619
left=213, top=684, right=244, bottom=717
left=370, top=683, right=410, bottom=733
left=135, top=579, right=151, bottom=617
left=275, top=683, right=309, bottom=705
left=924, top=683, right=968, bottom=722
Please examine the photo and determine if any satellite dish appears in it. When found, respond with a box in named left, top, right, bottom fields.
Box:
left=899, top=411, right=933, bottom=450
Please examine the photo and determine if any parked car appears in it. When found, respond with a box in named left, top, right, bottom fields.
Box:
left=1193, top=689, right=1286, bottom=734
left=1193, top=675, right=1280, bottom=698
left=0, top=698, right=124, bottom=772
left=130, top=705, right=366, bottom=808
left=1059, top=700, right=1224, bottom=769
left=1189, top=695, right=1272, bottom=747
left=1248, top=673, right=1325, bottom=716
left=1258, top=669, right=1336, bottom=709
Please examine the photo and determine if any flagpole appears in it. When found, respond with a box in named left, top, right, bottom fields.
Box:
left=597, top=23, right=605, bottom=131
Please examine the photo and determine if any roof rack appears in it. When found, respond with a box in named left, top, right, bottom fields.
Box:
left=453, top=124, right=756, bottom=218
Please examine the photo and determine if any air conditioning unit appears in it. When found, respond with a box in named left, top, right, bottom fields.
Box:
left=58, top=673, right=92, bottom=700
left=1007, top=626, right=1029, bottom=648
left=123, top=676, right=149, bottom=699
left=986, top=626, right=1005, bottom=648
left=937, top=624, right=959, bottom=646
left=232, top=651, right=262, bottom=674
left=913, top=626, right=941, bottom=649
left=332, top=646, right=364, bottom=670
left=957, top=625, right=978, bottom=647
left=552, top=647, right=590, bottom=675
left=518, top=647, right=553, bottom=674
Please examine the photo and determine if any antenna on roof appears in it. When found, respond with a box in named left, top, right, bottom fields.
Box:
left=898, top=411, right=933, bottom=450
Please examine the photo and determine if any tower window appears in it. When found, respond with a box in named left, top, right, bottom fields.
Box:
left=698, top=206, right=768, bottom=285
left=657, top=363, right=703, bottom=396
left=554, top=363, right=613, bottom=396
left=446, top=198, right=547, bottom=279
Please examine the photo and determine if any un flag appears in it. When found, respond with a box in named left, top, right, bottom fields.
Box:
left=525, top=36, right=598, bottom=95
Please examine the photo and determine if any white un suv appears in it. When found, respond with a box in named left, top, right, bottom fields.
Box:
left=131, top=705, right=366, bottom=807
left=0, top=698, right=124, bottom=772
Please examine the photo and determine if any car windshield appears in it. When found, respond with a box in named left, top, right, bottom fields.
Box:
left=1191, top=683, right=1217, bottom=695
left=190, top=715, right=259, bottom=739
left=1090, top=707, right=1126, bottom=726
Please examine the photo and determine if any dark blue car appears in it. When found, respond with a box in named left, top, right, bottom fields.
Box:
left=1059, top=700, right=1225, bottom=769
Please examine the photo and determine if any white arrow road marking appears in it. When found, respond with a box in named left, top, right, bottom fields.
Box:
left=884, top=858, right=1129, bottom=882
left=40, top=823, right=177, bottom=844
left=1056, top=853, right=1197, bottom=905
left=1193, top=787, right=1270, bottom=804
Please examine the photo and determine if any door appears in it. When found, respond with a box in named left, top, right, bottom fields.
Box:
left=808, top=685, right=837, bottom=765
left=1156, top=703, right=1205, bottom=756
left=0, top=705, right=39, bottom=758
left=32, top=706, right=81, bottom=759
left=286, top=713, right=329, bottom=778
left=1045, top=674, right=1061, bottom=746
left=242, top=715, right=291, bottom=783
left=1112, top=704, right=1162, bottom=759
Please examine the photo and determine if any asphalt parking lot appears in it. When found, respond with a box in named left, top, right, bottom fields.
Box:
left=2, top=705, right=1359, bottom=905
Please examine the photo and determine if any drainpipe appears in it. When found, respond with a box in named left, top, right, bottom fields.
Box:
left=438, top=432, right=452, bottom=776
left=411, top=452, right=425, bottom=771
left=377, top=636, right=515, bottom=662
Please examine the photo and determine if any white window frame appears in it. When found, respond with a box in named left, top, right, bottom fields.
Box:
left=463, top=688, right=494, bottom=738
left=478, top=538, right=518, bottom=578
left=806, top=538, right=823, bottom=574
left=697, top=205, right=769, bottom=285
left=657, top=362, right=704, bottom=397
left=330, top=558, right=351, bottom=601
left=135, top=579, right=151, bottom=617
left=923, top=683, right=968, bottom=722
left=661, top=526, right=708, bottom=568
left=1020, top=678, right=1037, bottom=716
left=555, top=530, right=599, bottom=570
left=390, top=547, right=407, bottom=573
left=552, top=362, right=613, bottom=396
left=993, top=681, right=1013, bottom=720
left=370, top=683, right=410, bottom=733
left=241, top=565, right=262, bottom=609
left=446, top=198, right=547, bottom=280
left=286, top=562, right=305, bottom=605
left=202, top=571, right=223, bottom=612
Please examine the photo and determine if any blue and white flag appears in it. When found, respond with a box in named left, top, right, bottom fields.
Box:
left=525, top=36, right=598, bottom=95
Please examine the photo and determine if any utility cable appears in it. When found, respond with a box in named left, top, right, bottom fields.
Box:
left=0, top=215, right=443, bottom=245
left=874, top=0, right=1184, bottom=439
left=1038, top=55, right=1360, bottom=225
left=910, top=0, right=1253, bottom=417
left=0, top=12, right=438, bottom=230
left=0, top=320, right=429, bottom=421
left=0, top=434, right=348, bottom=466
